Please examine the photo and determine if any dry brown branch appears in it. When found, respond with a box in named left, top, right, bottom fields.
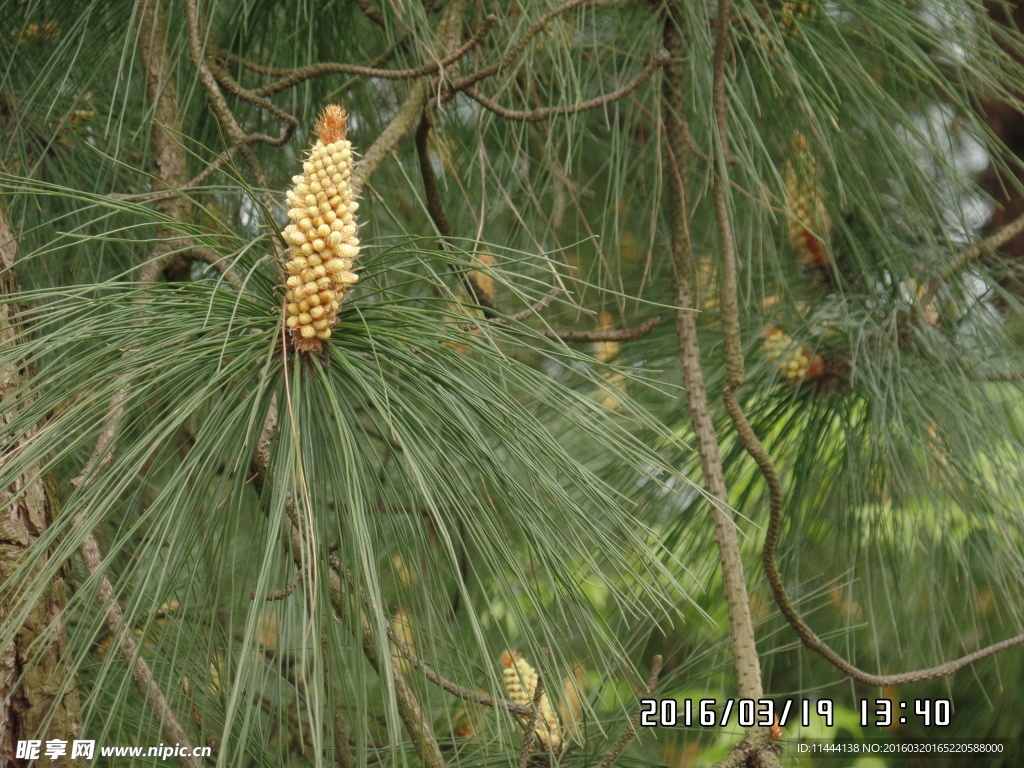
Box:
left=508, top=287, right=561, bottom=321
left=661, top=8, right=778, bottom=767
left=183, top=678, right=220, bottom=758
left=205, top=59, right=299, bottom=141
left=458, top=54, right=667, bottom=122
left=455, top=288, right=563, bottom=332
left=708, top=730, right=779, bottom=768
left=537, top=316, right=661, bottom=342
left=597, top=655, right=663, bottom=768
left=213, top=16, right=497, bottom=98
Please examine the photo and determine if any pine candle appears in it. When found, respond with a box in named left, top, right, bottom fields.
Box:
left=281, top=105, right=361, bottom=352
left=500, top=650, right=562, bottom=750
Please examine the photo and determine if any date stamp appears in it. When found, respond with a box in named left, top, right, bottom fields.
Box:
left=638, top=697, right=957, bottom=729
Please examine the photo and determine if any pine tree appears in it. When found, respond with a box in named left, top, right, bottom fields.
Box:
left=4, top=1, right=1024, bottom=766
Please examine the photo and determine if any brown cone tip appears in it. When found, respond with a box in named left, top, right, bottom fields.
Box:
left=315, top=105, right=348, bottom=144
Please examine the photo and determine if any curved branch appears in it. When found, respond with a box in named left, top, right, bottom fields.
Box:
left=920, top=208, right=1024, bottom=309
left=448, top=0, right=616, bottom=94
left=459, top=53, right=667, bottom=122
left=219, top=15, right=498, bottom=98
left=705, top=0, right=1024, bottom=688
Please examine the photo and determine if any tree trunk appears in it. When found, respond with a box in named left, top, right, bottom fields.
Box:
left=0, top=205, right=85, bottom=767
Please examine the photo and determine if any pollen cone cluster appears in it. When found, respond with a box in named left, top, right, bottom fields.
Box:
left=282, top=105, right=360, bottom=352
left=500, top=650, right=562, bottom=751
left=775, top=0, right=816, bottom=37
left=783, top=131, right=830, bottom=269
left=763, top=327, right=823, bottom=383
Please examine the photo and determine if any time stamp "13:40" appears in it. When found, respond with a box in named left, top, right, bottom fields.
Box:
left=639, top=698, right=952, bottom=729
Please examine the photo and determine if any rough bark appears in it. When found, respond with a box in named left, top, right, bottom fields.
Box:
left=0, top=206, right=85, bottom=767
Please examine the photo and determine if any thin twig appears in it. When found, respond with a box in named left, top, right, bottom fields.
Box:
left=352, top=81, right=430, bottom=190
left=509, top=287, right=561, bottom=321
left=597, top=654, right=663, bottom=768
left=459, top=54, right=667, bottom=122
left=537, top=316, right=661, bottom=342
left=920, top=209, right=1024, bottom=308
left=374, top=590, right=534, bottom=716
left=206, top=58, right=300, bottom=141
left=250, top=569, right=300, bottom=601
left=518, top=675, right=545, bottom=768
left=355, top=0, right=386, bottom=28
left=455, top=287, right=562, bottom=331
left=447, top=0, right=611, bottom=94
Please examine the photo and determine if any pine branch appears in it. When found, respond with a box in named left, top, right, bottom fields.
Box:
left=457, top=54, right=667, bottom=123
left=702, top=0, right=1024, bottom=690
left=920, top=208, right=1024, bottom=309
left=352, top=1, right=469, bottom=190
left=251, top=405, right=448, bottom=768
left=210, top=16, right=497, bottom=98
left=536, top=317, right=661, bottom=342
left=355, top=0, right=386, bottom=28
left=661, top=7, right=778, bottom=766
left=416, top=110, right=497, bottom=315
